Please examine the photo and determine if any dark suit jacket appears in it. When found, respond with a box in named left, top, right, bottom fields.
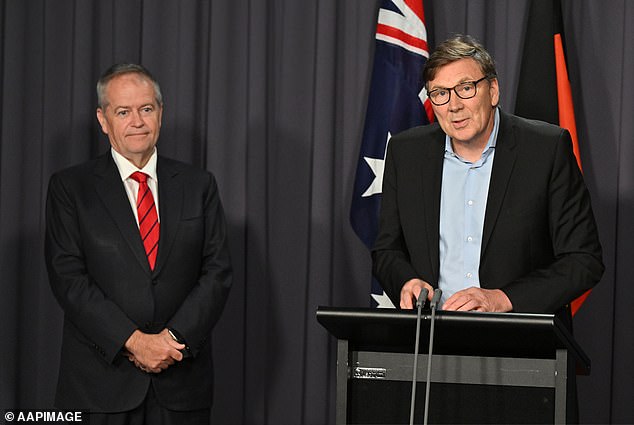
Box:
left=372, top=110, right=603, bottom=316
left=45, top=152, right=232, bottom=412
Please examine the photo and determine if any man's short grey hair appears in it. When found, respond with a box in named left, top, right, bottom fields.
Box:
left=423, top=34, right=498, bottom=87
left=96, top=63, right=163, bottom=109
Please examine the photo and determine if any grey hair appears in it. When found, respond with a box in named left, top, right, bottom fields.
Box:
left=424, top=34, right=497, bottom=86
left=96, top=63, right=163, bottom=109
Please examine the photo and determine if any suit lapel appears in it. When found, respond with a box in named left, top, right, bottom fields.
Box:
left=153, top=157, right=182, bottom=275
left=93, top=154, right=150, bottom=273
left=421, top=129, right=445, bottom=284
left=481, top=111, right=518, bottom=257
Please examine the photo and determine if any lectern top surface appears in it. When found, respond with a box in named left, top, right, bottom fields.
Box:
left=316, top=307, right=590, bottom=373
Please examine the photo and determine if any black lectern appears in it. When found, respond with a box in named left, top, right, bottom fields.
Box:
left=316, top=307, right=589, bottom=424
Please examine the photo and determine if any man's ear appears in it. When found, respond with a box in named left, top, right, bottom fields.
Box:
left=96, top=108, right=109, bottom=134
left=489, top=78, right=500, bottom=108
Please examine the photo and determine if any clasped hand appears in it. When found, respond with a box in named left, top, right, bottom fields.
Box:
left=123, top=328, right=186, bottom=374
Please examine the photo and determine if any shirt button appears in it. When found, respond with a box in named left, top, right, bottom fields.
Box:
left=467, top=200, right=474, bottom=206
left=467, top=236, right=473, bottom=242
left=466, top=272, right=473, bottom=278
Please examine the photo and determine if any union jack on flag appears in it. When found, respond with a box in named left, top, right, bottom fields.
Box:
left=350, top=0, right=434, bottom=308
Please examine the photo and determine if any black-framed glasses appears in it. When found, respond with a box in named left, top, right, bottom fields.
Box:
left=427, top=76, right=489, bottom=106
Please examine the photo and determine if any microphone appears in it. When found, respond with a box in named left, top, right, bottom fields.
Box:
left=409, top=287, right=429, bottom=425
left=423, top=289, right=442, bottom=425
left=430, top=288, right=442, bottom=309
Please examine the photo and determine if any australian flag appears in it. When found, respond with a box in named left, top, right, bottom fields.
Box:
left=350, top=0, right=433, bottom=308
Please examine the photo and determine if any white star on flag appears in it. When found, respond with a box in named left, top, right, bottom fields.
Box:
left=418, top=85, right=429, bottom=105
left=361, top=132, right=391, bottom=197
left=371, top=291, right=396, bottom=308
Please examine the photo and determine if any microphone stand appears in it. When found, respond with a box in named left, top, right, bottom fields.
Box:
left=409, top=288, right=428, bottom=425
left=423, top=289, right=442, bottom=425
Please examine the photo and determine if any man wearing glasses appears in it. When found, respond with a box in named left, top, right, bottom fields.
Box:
left=372, top=35, right=603, bottom=323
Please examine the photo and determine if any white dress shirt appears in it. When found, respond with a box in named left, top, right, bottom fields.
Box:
left=111, top=147, right=160, bottom=225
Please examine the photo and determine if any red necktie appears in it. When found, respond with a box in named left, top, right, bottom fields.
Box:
left=130, top=172, right=160, bottom=270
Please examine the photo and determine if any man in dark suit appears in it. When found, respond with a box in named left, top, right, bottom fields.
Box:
left=45, top=64, right=231, bottom=424
left=372, top=35, right=603, bottom=319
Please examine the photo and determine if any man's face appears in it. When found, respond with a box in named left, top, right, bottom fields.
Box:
left=96, top=74, right=162, bottom=168
left=428, top=58, right=499, bottom=149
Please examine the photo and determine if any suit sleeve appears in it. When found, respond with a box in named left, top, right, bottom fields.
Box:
left=372, top=142, right=420, bottom=306
left=45, top=173, right=138, bottom=364
left=501, top=130, right=604, bottom=313
left=166, top=173, right=232, bottom=357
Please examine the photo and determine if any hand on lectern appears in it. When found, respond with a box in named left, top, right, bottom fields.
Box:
left=400, top=278, right=434, bottom=309
left=442, top=287, right=513, bottom=312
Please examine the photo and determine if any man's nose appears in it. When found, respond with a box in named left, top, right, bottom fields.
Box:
left=130, top=110, right=144, bottom=126
left=447, top=90, right=463, bottom=110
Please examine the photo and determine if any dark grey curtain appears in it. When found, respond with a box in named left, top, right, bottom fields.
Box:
left=0, top=1, right=631, bottom=424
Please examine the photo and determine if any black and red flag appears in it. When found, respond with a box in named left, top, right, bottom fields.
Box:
left=515, top=0, right=588, bottom=315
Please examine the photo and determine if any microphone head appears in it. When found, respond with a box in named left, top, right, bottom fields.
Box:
left=430, top=288, right=443, bottom=308
left=416, top=288, right=429, bottom=308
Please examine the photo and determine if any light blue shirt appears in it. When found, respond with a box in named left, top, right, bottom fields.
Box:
left=438, top=108, right=499, bottom=305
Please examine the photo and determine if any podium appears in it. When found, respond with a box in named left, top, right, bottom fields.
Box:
left=316, top=307, right=589, bottom=424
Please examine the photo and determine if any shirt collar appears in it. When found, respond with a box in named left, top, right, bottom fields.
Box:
left=111, top=147, right=158, bottom=182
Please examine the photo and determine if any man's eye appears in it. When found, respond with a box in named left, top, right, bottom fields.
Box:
left=142, top=107, right=153, bottom=113
left=117, top=110, right=128, bottom=117
left=459, top=84, right=474, bottom=93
